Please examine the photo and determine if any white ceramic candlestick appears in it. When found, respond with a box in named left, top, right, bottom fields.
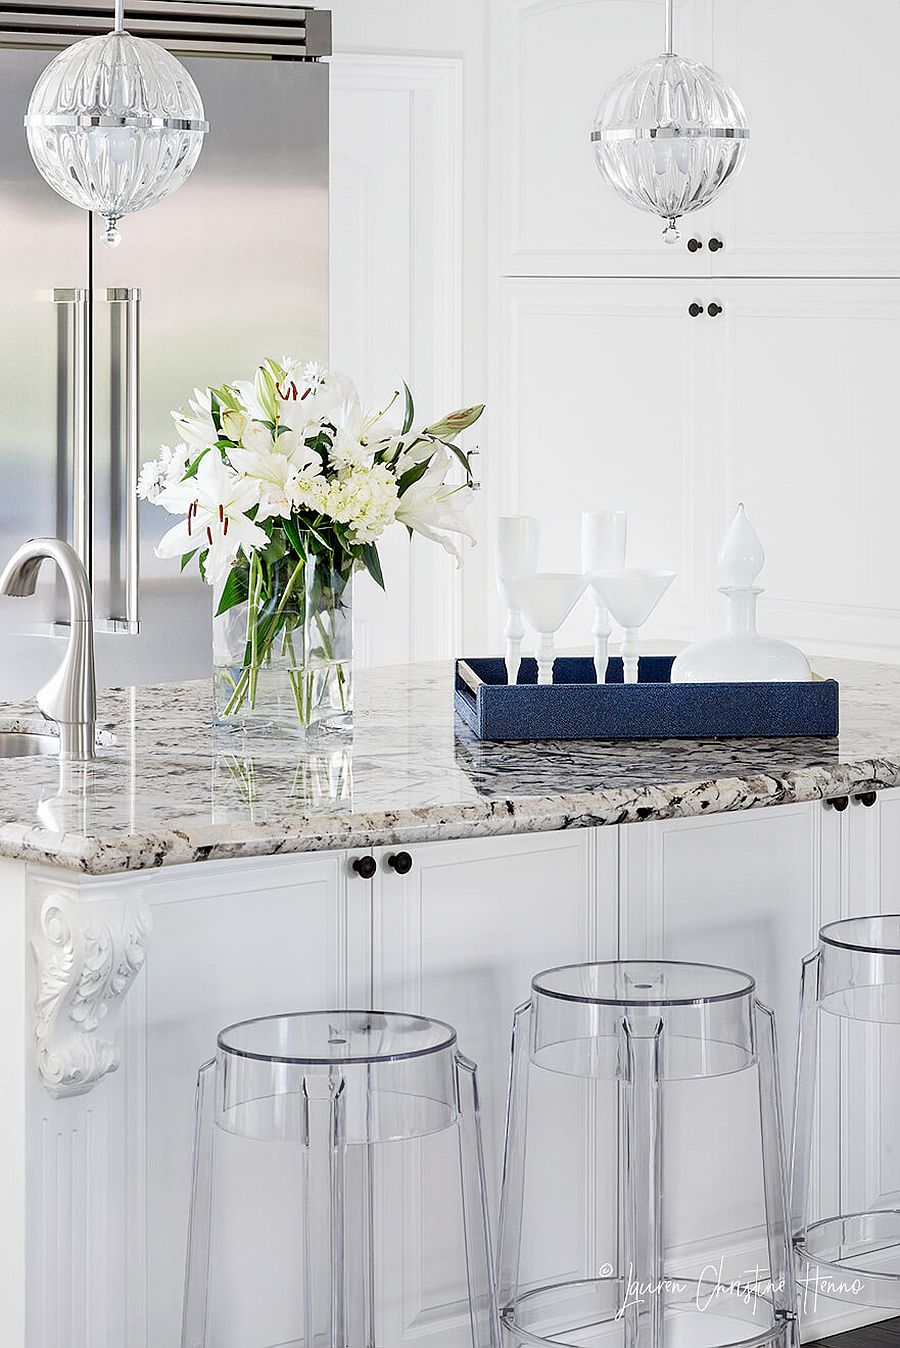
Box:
left=582, top=511, right=627, bottom=683
left=496, top=516, right=540, bottom=684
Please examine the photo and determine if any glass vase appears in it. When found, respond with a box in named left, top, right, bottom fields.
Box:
left=213, top=551, right=353, bottom=736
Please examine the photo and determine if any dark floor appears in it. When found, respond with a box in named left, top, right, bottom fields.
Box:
left=811, top=1320, right=900, bottom=1348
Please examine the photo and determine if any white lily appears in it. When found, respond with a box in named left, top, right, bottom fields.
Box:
left=240, top=421, right=275, bottom=456
left=229, top=443, right=303, bottom=522
left=172, top=388, right=218, bottom=449
left=275, top=429, right=323, bottom=475
left=329, top=397, right=379, bottom=470
left=394, top=450, right=476, bottom=564
left=155, top=451, right=267, bottom=586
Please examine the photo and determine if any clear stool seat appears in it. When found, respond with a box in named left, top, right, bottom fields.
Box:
left=497, top=961, right=797, bottom=1348
left=791, top=916, right=900, bottom=1308
left=182, top=1009, right=498, bottom=1348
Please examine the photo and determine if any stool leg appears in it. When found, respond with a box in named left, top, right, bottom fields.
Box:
left=497, top=1000, right=532, bottom=1326
left=301, top=1074, right=348, bottom=1348
left=343, top=1067, right=377, bottom=1348
left=456, top=1052, right=500, bottom=1348
left=181, top=1059, right=217, bottom=1348
left=621, top=1018, right=664, bottom=1348
left=789, top=951, right=820, bottom=1246
left=755, top=1000, right=798, bottom=1347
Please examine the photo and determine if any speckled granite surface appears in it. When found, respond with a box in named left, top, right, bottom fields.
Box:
left=0, top=655, right=897, bottom=875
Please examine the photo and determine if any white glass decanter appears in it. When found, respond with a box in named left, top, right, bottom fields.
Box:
left=671, top=505, right=811, bottom=683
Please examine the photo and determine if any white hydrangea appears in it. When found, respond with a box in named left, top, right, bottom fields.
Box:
left=325, top=464, right=399, bottom=545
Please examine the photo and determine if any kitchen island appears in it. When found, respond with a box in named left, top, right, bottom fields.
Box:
left=2, top=656, right=899, bottom=1348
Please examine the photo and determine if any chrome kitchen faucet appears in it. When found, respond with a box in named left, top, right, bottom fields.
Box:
left=0, top=538, right=96, bottom=759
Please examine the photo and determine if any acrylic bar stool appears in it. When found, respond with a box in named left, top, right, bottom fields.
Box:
left=791, top=916, right=900, bottom=1307
left=181, top=1009, right=499, bottom=1348
left=497, top=961, right=797, bottom=1348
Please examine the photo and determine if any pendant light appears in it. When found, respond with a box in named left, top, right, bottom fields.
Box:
left=591, top=0, right=749, bottom=244
left=24, top=0, right=208, bottom=247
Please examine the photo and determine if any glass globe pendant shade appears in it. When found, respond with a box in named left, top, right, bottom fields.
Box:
left=590, top=0, right=749, bottom=244
left=24, top=8, right=208, bottom=247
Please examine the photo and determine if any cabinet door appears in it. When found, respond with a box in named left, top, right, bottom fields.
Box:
left=119, top=852, right=363, bottom=1348
left=373, top=830, right=617, bottom=1348
left=620, top=803, right=842, bottom=1326
left=490, top=279, right=713, bottom=648
left=496, top=0, right=714, bottom=278
left=710, top=0, right=900, bottom=277
left=707, top=280, right=900, bottom=662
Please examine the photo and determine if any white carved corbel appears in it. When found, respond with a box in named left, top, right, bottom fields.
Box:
left=32, top=891, right=151, bottom=1098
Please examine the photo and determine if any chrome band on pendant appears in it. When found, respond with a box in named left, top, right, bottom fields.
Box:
left=25, top=112, right=209, bottom=132
left=591, top=125, right=750, bottom=142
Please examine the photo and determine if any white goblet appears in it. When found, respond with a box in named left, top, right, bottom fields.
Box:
left=581, top=511, right=627, bottom=683
left=590, top=569, right=675, bottom=684
left=504, top=573, right=587, bottom=685
left=496, top=516, right=540, bottom=684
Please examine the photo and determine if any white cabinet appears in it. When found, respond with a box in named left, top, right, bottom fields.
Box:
left=496, top=0, right=715, bottom=278
left=371, top=830, right=617, bottom=1348
left=710, top=0, right=900, bottom=277
left=25, top=852, right=363, bottom=1348
left=495, top=278, right=713, bottom=647
left=708, top=280, right=900, bottom=660
left=491, top=276, right=900, bottom=662
left=498, top=0, right=900, bottom=280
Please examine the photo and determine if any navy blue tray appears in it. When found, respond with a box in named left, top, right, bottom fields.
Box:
left=454, top=656, right=839, bottom=742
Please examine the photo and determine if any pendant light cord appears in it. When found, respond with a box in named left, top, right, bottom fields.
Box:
left=114, top=0, right=124, bottom=32
left=664, top=0, right=674, bottom=53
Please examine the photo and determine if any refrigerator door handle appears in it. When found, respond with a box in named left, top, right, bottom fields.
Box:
left=52, top=287, right=91, bottom=586
left=104, top=286, right=141, bottom=634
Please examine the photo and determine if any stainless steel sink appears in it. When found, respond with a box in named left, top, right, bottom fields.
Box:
left=0, top=732, right=59, bottom=758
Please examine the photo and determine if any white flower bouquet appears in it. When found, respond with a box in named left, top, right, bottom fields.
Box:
left=139, top=357, right=483, bottom=733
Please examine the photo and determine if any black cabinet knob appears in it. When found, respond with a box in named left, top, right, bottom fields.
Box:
left=857, top=791, right=878, bottom=808
left=688, top=302, right=704, bottom=318
left=687, top=237, right=703, bottom=253
left=828, top=796, right=850, bottom=813
left=352, top=855, right=377, bottom=879
left=707, top=302, right=723, bottom=317
left=708, top=237, right=724, bottom=252
left=387, top=851, right=413, bottom=875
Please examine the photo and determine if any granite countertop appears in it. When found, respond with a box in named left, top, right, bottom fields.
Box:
left=0, top=655, right=898, bottom=876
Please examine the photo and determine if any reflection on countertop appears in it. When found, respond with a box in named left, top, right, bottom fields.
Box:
left=0, top=655, right=897, bottom=875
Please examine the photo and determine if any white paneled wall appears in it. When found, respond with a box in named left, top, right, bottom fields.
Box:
left=331, top=0, right=900, bottom=664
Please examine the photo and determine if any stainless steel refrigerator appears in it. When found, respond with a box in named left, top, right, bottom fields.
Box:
left=0, top=0, right=330, bottom=698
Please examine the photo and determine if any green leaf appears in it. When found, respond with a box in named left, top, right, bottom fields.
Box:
left=198, top=548, right=209, bottom=583
left=181, top=446, right=212, bottom=480
left=423, top=403, right=484, bottom=441
left=209, top=390, right=223, bottom=434
left=360, top=543, right=385, bottom=590
left=282, top=517, right=308, bottom=557
left=397, top=456, right=432, bottom=496
left=401, top=381, right=415, bottom=436
left=215, top=566, right=250, bottom=616
left=180, top=549, right=199, bottom=572
left=440, top=437, right=476, bottom=484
